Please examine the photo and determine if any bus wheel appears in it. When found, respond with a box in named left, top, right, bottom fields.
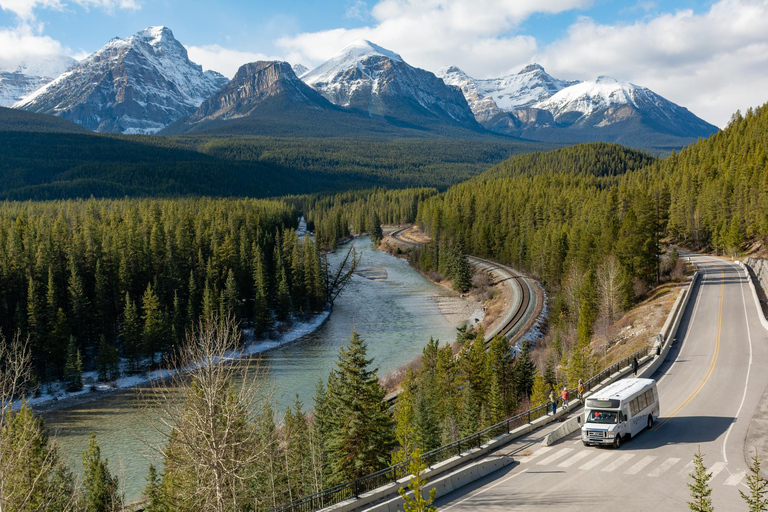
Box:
left=648, top=415, right=654, bottom=429
left=613, top=435, right=621, bottom=449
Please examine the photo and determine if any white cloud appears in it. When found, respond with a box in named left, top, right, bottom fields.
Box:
left=0, top=0, right=138, bottom=20
left=538, top=0, right=768, bottom=126
left=0, top=22, right=72, bottom=75
left=276, top=0, right=574, bottom=75
left=186, top=44, right=277, bottom=78
left=277, top=0, right=768, bottom=127
left=346, top=0, right=368, bottom=20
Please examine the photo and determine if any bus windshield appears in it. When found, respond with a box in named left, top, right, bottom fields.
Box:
left=587, top=410, right=618, bottom=424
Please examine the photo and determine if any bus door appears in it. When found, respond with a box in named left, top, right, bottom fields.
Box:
left=621, top=405, right=630, bottom=437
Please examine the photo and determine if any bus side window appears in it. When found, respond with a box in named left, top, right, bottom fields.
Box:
left=638, top=394, right=647, bottom=411
left=645, top=389, right=654, bottom=404
left=630, top=399, right=637, bottom=416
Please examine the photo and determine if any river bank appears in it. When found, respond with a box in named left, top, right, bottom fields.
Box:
left=41, top=236, right=481, bottom=503
left=28, top=312, right=331, bottom=414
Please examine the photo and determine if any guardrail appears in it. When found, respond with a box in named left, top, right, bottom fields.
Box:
left=266, top=344, right=651, bottom=512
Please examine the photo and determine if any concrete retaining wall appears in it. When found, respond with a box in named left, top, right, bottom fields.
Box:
left=740, top=260, right=768, bottom=331
left=746, top=258, right=768, bottom=301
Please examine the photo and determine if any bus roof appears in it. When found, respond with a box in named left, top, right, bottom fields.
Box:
left=590, top=378, right=655, bottom=402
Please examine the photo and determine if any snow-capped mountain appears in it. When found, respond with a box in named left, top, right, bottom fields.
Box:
left=15, top=27, right=228, bottom=134
left=292, top=63, right=309, bottom=77
left=0, top=55, right=76, bottom=107
left=526, top=76, right=718, bottom=141
left=437, top=63, right=577, bottom=122
left=439, top=63, right=717, bottom=146
left=302, top=40, right=480, bottom=130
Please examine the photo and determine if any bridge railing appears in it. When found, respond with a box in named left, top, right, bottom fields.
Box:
left=266, top=344, right=651, bottom=512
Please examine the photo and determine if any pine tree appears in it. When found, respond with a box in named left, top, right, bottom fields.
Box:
left=96, top=335, right=119, bottom=382
left=451, top=249, right=472, bottom=293
left=82, top=432, right=121, bottom=512
left=0, top=403, right=75, bottom=511
left=121, top=293, right=142, bottom=372
left=324, top=331, right=396, bottom=484
left=530, top=370, right=549, bottom=407
left=369, top=210, right=383, bottom=246
left=275, top=265, right=292, bottom=322
left=252, top=247, right=273, bottom=336
left=687, top=448, right=713, bottom=512
left=142, top=284, right=164, bottom=368
left=222, top=269, right=239, bottom=320
left=63, top=336, right=83, bottom=392
left=513, top=340, right=536, bottom=400
left=740, top=450, right=768, bottom=512
left=393, top=367, right=418, bottom=464
left=143, top=464, right=168, bottom=512
left=397, top=449, right=437, bottom=512
left=49, top=308, right=70, bottom=379
left=413, top=378, right=442, bottom=453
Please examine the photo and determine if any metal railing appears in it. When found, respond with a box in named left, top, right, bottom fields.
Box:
left=267, top=344, right=651, bottom=512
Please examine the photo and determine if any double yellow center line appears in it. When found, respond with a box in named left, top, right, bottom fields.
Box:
left=652, top=268, right=724, bottom=431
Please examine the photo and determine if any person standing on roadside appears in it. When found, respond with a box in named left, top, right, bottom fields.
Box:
left=577, top=379, right=584, bottom=400
left=561, top=387, right=569, bottom=412
left=632, top=356, right=639, bottom=377
left=549, top=389, right=556, bottom=415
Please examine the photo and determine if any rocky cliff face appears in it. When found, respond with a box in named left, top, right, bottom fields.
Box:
left=186, top=60, right=331, bottom=123
left=15, top=26, right=227, bottom=134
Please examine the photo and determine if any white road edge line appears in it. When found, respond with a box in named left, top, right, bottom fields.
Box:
left=721, top=261, right=754, bottom=464
left=441, top=469, right=529, bottom=511
left=657, top=260, right=706, bottom=386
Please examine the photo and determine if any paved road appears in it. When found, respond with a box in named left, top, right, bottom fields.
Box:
left=434, top=254, right=768, bottom=511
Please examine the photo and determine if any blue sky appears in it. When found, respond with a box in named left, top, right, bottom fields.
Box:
left=1, top=0, right=767, bottom=126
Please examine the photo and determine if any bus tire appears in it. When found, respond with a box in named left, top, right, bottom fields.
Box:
left=613, top=435, right=621, bottom=449
left=648, top=415, right=653, bottom=429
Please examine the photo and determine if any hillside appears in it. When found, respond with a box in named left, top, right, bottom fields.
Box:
left=476, top=142, right=655, bottom=181
left=0, top=131, right=551, bottom=200
left=0, top=106, right=91, bottom=133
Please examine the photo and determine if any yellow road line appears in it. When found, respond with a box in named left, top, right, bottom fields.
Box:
left=652, top=269, right=724, bottom=431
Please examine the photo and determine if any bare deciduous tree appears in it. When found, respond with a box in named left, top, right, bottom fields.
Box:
left=1, top=331, right=76, bottom=512
left=144, top=315, right=270, bottom=512
left=597, top=255, right=624, bottom=327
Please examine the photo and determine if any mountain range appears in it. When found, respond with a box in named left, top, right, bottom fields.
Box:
left=5, top=26, right=718, bottom=148
left=14, top=27, right=228, bottom=134
left=0, top=55, right=76, bottom=107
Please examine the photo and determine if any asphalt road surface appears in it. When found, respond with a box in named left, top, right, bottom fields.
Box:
left=434, top=254, right=768, bottom=511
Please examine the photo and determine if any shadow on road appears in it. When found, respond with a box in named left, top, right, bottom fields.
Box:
left=621, top=415, right=735, bottom=450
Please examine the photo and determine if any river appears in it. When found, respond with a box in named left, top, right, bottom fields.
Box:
left=41, top=237, right=475, bottom=503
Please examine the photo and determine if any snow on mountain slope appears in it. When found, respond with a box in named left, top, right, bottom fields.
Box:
left=438, top=63, right=577, bottom=121
left=0, top=55, right=77, bottom=107
left=15, top=26, right=228, bottom=133
left=292, top=63, right=309, bottom=77
left=0, top=72, right=50, bottom=107
left=437, top=64, right=578, bottom=121
left=302, top=40, right=479, bottom=129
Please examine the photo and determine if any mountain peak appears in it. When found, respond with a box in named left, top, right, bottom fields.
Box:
left=596, top=75, right=619, bottom=84
left=336, top=39, right=403, bottom=62
left=519, top=63, right=545, bottom=74
left=135, top=26, right=174, bottom=45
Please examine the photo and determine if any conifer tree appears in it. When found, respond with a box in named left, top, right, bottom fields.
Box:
left=142, top=284, right=164, bottom=368
left=0, top=403, right=75, bottom=511
left=143, top=464, right=168, bottom=512
left=369, top=210, right=383, bottom=246
left=96, top=336, right=119, bottom=382
left=740, top=450, right=768, bottom=512
left=63, top=336, right=83, bottom=392
left=276, top=266, right=292, bottom=322
left=530, top=370, right=549, bottom=407
left=398, top=450, right=437, bottom=512
left=513, top=340, right=536, bottom=400
left=393, top=367, right=418, bottom=464
left=121, top=293, right=142, bottom=372
left=82, top=433, right=121, bottom=512
left=222, top=269, right=239, bottom=320
left=324, top=331, right=395, bottom=484
left=49, top=308, right=70, bottom=378
left=253, top=247, right=273, bottom=336
left=687, top=448, right=713, bottom=512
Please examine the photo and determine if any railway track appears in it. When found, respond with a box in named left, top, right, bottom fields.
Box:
left=388, top=227, right=540, bottom=347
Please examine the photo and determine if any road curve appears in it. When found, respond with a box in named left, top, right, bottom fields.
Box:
left=433, top=254, right=768, bottom=511
left=388, top=226, right=542, bottom=346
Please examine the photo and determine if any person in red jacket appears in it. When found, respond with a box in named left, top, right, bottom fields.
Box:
left=561, top=387, right=570, bottom=412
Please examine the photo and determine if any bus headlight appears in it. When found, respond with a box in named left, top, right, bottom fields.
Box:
left=607, top=431, right=615, bottom=437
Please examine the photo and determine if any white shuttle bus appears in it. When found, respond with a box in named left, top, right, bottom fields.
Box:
left=581, top=378, right=659, bottom=448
